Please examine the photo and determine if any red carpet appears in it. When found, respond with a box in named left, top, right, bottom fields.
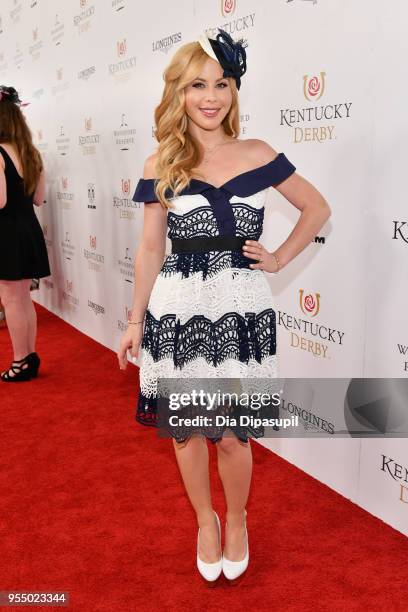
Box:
left=0, top=303, right=407, bottom=611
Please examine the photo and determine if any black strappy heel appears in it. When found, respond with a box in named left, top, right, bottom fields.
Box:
left=26, top=352, right=40, bottom=378
left=1, top=356, right=32, bottom=382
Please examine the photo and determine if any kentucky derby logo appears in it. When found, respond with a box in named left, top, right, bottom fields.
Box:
left=221, top=0, right=236, bottom=16
left=117, top=38, right=127, bottom=58
left=303, top=72, right=326, bottom=101
left=89, top=235, right=96, bottom=250
left=299, top=289, right=320, bottom=317
left=61, top=177, right=68, bottom=190
left=121, top=179, right=130, bottom=196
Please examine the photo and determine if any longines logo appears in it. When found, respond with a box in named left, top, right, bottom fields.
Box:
left=114, top=113, right=136, bottom=150
left=51, top=13, right=65, bottom=45
left=392, top=220, right=408, bottom=243
left=73, top=0, right=95, bottom=34
left=118, top=247, right=134, bottom=282
left=381, top=455, right=408, bottom=504
left=113, top=178, right=138, bottom=219
left=117, top=306, right=133, bottom=331
left=280, top=73, right=352, bottom=144
left=56, top=176, right=74, bottom=208
left=281, top=398, right=334, bottom=434
left=278, top=289, right=345, bottom=359
left=78, top=65, right=96, bottom=81
left=79, top=117, right=100, bottom=155
left=61, top=231, right=75, bottom=260
left=152, top=32, right=182, bottom=54
left=83, top=235, right=104, bottom=271
left=29, top=26, right=43, bottom=60
left=87, top=183, right=96, bottom=209
left=299, top=290, right=320, bottom=317
left=109, top=38, right=137, bottom=79
left=88, top=299, right=105, bottom=316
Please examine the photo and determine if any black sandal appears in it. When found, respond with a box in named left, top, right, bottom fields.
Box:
left=0, top=356, right=32, bottom=382
left=26, top=352, right=40, bottom=378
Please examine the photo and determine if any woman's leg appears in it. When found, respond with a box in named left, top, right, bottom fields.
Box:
left=216, top=435, right=252, bottom=560
left=172, top=435, right=221, bottom=563
left=23, top=283, right=37, bottom=353
left=0, top=279, right=32, bottom=365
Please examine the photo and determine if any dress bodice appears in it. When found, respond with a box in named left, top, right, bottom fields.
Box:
left=132, top=152, right=296, bottom=241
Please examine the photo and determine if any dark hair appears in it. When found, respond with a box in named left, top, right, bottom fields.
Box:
left=0, top=85, right=43, bottom=196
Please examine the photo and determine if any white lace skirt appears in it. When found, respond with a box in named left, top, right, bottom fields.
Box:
left=136, top=252, right=279, bottom=442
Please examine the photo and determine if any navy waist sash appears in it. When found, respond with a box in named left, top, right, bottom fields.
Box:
left=171, top=236, right=249, bottom=254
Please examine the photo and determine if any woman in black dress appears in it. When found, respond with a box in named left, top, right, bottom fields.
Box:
left=0, top=85, right=50, bottom=381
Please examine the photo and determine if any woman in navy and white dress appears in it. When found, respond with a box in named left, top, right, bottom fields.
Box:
left=118, top=29, right=331, bottom=583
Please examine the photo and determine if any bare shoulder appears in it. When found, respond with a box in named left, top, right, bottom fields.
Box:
left=238, top=138, right=279, bottom=165
left=143, top=152, right=159, bottom=179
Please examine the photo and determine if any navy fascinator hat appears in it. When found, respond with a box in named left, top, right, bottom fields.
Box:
left=197, top=28, right=248, bottom=90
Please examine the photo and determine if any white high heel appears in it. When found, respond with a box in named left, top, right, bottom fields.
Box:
left=196, top=510, right=223, bottom=582
left=222, top=509, right=249, bottom=580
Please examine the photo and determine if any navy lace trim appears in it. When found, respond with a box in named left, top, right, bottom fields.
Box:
left=160, top=250, right=257, bottom=280
left=167, top=203, right=264, bottom=240
left=141, top=308, right=276, bottom=368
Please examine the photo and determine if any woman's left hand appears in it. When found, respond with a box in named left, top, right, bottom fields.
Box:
left=242, top=240, right=279, bottom=273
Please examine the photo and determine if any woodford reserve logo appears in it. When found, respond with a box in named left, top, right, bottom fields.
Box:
left=281, top=73, right=352, bottom=143
left=277, top=289, right=345, bottom=359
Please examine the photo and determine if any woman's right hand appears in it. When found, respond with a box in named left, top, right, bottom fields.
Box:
left=117, top=324, right=144, bottom=370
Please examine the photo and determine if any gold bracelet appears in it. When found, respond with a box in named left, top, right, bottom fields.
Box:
left=272, top=251, right=281, bottom=273
left=128, top=319, right=145, bottom=325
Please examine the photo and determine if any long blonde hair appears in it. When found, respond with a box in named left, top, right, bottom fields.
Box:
left=152, top=41, right=240, bottom=209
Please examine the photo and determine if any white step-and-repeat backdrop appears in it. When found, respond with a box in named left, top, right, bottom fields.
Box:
left=1, top=0, right=406, bottom=536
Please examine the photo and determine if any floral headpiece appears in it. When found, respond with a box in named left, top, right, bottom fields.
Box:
left=0, top=85, right=29, bottom=107
left=197, top=28, right=248, bottom=90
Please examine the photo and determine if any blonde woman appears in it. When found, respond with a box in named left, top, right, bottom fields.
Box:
left=118, top=29, right=331, bottom=583
left=0, top=86, right=48, bottom=381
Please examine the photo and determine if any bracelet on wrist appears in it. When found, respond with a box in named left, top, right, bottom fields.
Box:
left=272, top=251, right=281, bottom=273
left=128, top=318, right=145, bottom=325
